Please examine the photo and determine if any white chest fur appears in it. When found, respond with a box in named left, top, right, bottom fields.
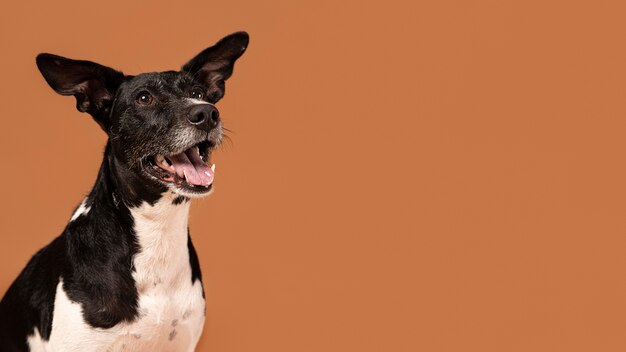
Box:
left=28, top=194, right=206, bottom=352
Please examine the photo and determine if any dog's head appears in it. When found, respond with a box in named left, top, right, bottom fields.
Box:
left=36, top=32, right=248, bottom=198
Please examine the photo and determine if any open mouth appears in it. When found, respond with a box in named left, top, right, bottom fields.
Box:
left=146, top=140, right=215, bottom=193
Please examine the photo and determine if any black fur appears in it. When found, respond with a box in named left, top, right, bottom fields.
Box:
left=0, top=32, right=248, bottom=351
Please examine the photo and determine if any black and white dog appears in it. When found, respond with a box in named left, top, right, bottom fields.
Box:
left=0, top=31, right=248, bottom=352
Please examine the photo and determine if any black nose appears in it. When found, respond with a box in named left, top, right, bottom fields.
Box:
left=188, top=104, right=220, bottom=129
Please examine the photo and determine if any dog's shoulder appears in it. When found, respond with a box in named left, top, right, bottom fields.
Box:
left=0, top=235, right=65, bottom=350
left=62, top=197, right=142, bottom=328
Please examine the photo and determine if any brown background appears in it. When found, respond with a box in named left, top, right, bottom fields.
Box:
left=2, top=0, right=626, bottom=351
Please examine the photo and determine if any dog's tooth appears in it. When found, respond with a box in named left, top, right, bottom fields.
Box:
left=183, top=170, right=189, bottom=181
left=196, top=146, right=201, bottom=155
left=211, top=164, right=216, bottom=172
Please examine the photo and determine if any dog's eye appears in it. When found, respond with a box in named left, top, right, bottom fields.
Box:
left=191, top=87, right=205, bottom=100
left=136, top=92, right=153, bottom=105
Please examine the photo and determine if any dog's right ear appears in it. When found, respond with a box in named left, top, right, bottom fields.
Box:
left=181, top=32, right=249, bottom=103
left=36, top=54, right=125, bottom=132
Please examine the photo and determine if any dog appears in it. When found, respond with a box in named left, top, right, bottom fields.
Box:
left=0, top=31, right=249, bottom=352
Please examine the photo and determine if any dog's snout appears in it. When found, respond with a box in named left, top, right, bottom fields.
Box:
left=188, top=104, right=220, bottom=129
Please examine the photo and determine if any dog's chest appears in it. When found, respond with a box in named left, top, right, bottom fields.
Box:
left=33, top=196, right=205, bottom=352
left=44, top=278, right=205, bottom=352
left=122, top=198, right=206, bottom=350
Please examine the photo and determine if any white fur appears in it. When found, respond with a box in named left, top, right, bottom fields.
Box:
left=168, top=184, right=214, bottom=199
left=185, top=98, right=213, bottom=106
left=70, top=199, right=91, bottom=221
left=28, top=192, right=205, bottom=351
left=26, top=328, right=47, bottom=352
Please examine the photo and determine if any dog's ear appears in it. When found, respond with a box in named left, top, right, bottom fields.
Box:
left=181, top=31, right=249, bottom=103
left=36, top=54, right=125, bottom=132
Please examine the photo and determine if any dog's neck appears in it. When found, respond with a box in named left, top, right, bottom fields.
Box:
left=129, top=191, right=192, bottom=291
left=79, top=142, right=191, bottom=244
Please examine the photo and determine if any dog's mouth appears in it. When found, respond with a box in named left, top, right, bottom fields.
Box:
left=145, top=140, right=215, bottom=193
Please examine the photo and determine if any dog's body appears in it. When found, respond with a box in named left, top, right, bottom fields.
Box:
left=0, top=32, right=248, bottom=352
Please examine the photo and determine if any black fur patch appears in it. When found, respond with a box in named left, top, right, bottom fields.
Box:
left=172, top=196, right=190, bottom=205
left=187, top=231, right=204, bottom=298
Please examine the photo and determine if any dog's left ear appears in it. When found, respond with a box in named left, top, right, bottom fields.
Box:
left=182, top=31, right=249, bottom=103
left=36, top=54, right=125, bottom=132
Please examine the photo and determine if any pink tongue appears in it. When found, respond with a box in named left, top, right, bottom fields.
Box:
left=168, top=148, right=214, bottom=186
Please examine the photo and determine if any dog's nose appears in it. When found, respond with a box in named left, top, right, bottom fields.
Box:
left=188, top=104, right=220, bottom=129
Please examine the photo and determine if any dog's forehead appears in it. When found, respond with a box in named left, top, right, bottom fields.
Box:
left=121, top=71, right=194, bottom=94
